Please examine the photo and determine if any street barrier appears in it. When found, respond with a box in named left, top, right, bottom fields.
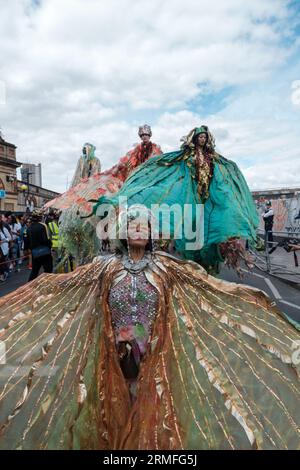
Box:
left=253, top=230, right=300, bottom=279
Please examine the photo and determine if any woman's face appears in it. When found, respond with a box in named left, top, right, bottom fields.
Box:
left=83, top=145, right=91, bottom=160
left=140, top=134, right=150, bottom=144
left=196, top=133, right=207, bottom=147
left=127, top=222, right=150, bottom=249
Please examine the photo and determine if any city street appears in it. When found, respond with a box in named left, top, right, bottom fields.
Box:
left=220, top=265, right=300, bottom=325
left=0, top=264, right=29, bottom=297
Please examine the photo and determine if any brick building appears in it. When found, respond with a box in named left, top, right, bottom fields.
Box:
left=0, top=134, right=21, bottom=212
left=0, top=133, right=59, bottom=214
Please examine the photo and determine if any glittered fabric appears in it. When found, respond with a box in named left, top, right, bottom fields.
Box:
left=109, top=271, right=158, bottom=356
left=194, top=148, right=215, bottom=201
left=0, top=253, right=299, bottom=450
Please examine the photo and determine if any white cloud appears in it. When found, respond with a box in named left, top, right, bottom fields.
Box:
left=152, top=109, right=300, bottom=190
left=0, top=81, right=5, bottom=105
left=0, top=0, right=299, bottom=192
left=291, top=80, right=300, bottom=107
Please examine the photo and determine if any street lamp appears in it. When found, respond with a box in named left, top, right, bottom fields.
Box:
left=21, top=184, right=28, bottom=213
left=22, top=170, right=33, bottom=213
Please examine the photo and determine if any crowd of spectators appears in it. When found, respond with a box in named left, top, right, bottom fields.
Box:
left=0, top=210, right=61, bottom=283
left=0, top=212, right=31, bottom=282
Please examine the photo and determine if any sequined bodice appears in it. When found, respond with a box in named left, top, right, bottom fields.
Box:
left=186, top=149, right=215, bottom=202
left=109, top=271, right=158, bottom=343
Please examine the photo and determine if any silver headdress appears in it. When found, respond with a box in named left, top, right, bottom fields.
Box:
left=138, top=124, right=152, bottom=137
left=104, top=204, right=158, bottom=257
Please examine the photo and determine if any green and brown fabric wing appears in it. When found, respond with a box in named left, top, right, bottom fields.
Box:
left=0, top=257, right=131, bottom=450
left=123, top=254, right=300, bottom=450
left=1, top=253, right=300, bottom=450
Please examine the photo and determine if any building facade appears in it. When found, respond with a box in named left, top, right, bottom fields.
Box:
left=17, top=180, right=59, bottom=213
left=0, top=133, right=60, bottom=214
left=21, top=163, right=42, bottom=187
left=0, top=134, right=21, bottom=212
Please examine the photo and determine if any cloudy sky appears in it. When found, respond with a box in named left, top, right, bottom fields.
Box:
left=0, top=0, right=300, bottom=193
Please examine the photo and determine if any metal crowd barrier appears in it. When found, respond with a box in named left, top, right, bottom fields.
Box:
left=254, top=230, right=300, bottom=276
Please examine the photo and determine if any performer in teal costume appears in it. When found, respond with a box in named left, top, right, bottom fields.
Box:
left=93, top=126, right=259, bottom=271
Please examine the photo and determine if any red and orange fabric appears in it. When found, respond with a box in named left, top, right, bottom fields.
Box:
left=109, top=142, right=162, bottom=182
left=45, top=142, right=162, bottom=214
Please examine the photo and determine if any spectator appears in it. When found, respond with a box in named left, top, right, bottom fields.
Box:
left=0, top=219, right=11, bottom=282
left=46, top=212, right=59, bottom=269
left=8, top=215, right=22, bottom=272
left=20, top=216, right=31, bottom=268
left=27, top=210, right=53, bottom=282
left=262, top=201, right=274, bottom=252
left=2, top=212, right=13, bottom=236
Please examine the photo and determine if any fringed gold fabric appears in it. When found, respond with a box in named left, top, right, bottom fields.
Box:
left=0, top=253, right=299, bottom=449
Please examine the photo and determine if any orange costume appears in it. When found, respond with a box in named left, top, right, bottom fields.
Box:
left=45, top=125, right=162, bottom=214
left=109, top=140, right=162, bottom=183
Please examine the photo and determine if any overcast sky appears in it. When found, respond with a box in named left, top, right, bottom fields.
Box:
left=0, top=0, right=300, bottom=193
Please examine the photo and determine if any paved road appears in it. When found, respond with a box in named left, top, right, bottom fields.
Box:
left=0, top=266, right=29, bottom=297
left=1, top=262, right=300, bottom=326
left=220, top=266, right=300, bottom=325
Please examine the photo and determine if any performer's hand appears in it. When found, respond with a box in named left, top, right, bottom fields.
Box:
left=219, top=238, right=254, bottom=275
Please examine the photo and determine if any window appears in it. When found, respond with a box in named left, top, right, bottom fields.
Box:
left=4, top=203, right=14, bottom=211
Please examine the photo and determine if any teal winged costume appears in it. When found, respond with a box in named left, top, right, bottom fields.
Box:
left=93, top=126, right=259, bottom=271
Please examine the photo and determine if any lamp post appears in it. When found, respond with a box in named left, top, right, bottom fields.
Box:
left=21, top=170, right=33, bottom=214
left=20, top=184, right=28, bottom=213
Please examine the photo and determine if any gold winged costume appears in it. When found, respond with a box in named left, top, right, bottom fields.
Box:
left=0, top=252, right=299, bottom=450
